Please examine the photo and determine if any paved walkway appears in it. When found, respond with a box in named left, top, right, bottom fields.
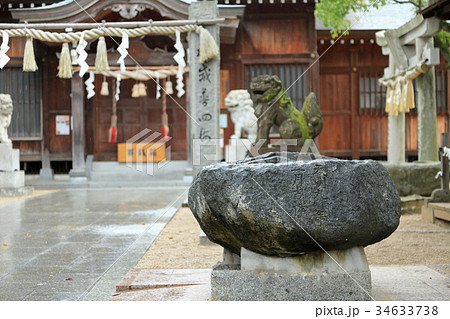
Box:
left=111, top=266, right=450, bottom=301
left=0, top=186, right=188, bottom=301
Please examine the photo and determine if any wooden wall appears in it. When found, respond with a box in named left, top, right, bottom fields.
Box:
left=91, top=75, right=187, bottom=161
left=8, top=38, right=46, bottom=162
left=5, top=39, right=73, bottom=164
left=220, top=3, right=318, bottom=144
left=317, top=30, right=449, bottom=159
left=8, top=38, right=188, bottom=165
left=44, top=58, right=73, bottom=161
left=6, top=5, right=448, bottom=166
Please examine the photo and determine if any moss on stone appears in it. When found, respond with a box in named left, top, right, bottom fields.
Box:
left=269, top=85, right=311, bottom=139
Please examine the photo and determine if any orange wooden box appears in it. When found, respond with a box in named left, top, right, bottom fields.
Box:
left=117, top=143, right=166, bottom=163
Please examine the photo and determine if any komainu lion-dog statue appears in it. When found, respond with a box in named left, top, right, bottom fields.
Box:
left=250, top=75, right=323, bottom=149
left=0, top=94, right=13, bottom=144
left=224, top=89, right=258, bottom=143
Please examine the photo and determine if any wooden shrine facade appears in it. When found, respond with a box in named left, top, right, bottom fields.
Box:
left=1, top=0, right=245, bottom=171
left=317, top=30, right=449, bottom=160
left=0, top=0, right=448, bottom=174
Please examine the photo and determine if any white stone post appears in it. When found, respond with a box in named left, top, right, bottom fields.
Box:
left=188, top=0, right=221, bottom=177
left=388, top=114, right=406, bottom=163
left=416, top=37, right=438, bottom=162
left=387, top=54, right=406, bottom=163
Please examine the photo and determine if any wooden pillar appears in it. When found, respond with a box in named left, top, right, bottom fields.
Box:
left=350, top=48, right=360, bottom=160
left=39, top=62, right=54, bottom=180
left=39, top=143, right=54, bottom=180
left=69, top=75, right=86, bottom=178
left=188, top=0, right=221, bottom=177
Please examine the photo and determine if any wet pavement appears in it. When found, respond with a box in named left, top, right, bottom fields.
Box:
left=0, top=186, right=188, bottom=301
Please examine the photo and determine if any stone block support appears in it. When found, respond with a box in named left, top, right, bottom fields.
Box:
left=211, top=247, right=372, bottom=301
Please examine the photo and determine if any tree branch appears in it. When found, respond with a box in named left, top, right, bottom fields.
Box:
left=391, top=0, right=420, bottom=9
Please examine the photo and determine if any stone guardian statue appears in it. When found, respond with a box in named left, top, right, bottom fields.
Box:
left=0, top=94, right=13, bottom=144
left=224, top=89, right=258, bottom=143
left=250, top=75, right=323, bottom=149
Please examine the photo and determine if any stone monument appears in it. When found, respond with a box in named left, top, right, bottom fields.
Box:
left=224, top=90, right=257, bottom=162
left=0, top=94, right=33, bottom=197
left=250, top=75, right=323, bottom=154
left=188, top=152, right=401, bottom=300
left=188, top=0, right=221, bottom=177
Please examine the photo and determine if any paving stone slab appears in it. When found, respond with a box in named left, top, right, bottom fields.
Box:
left=112, top=284, right=211, bottom=301
left=112, top=266, right=449, bottom=301
left=116, top=268, right=211, bottom=292
left=371, top=265, right=450, bottom=301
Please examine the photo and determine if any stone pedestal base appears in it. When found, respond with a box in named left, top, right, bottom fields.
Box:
left=69, top=168, right=88, bottom=182
left=0, top=144, right=20, bottom=171
left=39, top=168, right=54, bottom=181
left=211, top=247, right=372, bottom=301
left=0, top=171, right=33, bottom=197
left=199, top=231, right=215, bottom=246
left=0, top=171, right=25, bottom=188
left=0, top=186, right=34, bottom=197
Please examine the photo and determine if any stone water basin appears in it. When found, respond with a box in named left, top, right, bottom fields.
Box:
left=188, top=152, right=401, bottom=257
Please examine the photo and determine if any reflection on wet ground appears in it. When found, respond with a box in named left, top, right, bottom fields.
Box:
left=0, top=186, right=188, bottom=300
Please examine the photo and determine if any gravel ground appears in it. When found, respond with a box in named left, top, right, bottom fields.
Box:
left=137, top=207, right=450, bottom=276
left=136, top=207, right=223, bottom=269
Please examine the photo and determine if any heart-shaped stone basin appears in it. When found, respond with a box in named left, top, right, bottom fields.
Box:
left=188, top=152, right=401, bottom=257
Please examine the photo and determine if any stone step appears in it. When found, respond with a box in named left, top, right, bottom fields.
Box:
left=426, top=202, right=450, bottom=224
left=89, top=161, right=189, bottom=181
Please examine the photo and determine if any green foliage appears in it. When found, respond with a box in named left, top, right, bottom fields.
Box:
left=315, top=0, right=386, bottom=38
left=314, top=0, right=432, bottom=38
left=315, top=0, right=449, bottom=63
left=435, top=22, right=450, bottom=65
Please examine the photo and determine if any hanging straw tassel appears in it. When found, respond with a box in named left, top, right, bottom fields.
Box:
left=57, top=43, right=73, bottom=78
left=385, top=85, right=393, bottom=115
left=23, top=37, right=38, bottom=72
left=100, top=77, right=109, bottom=96
left=131, top=83, right=140, bottom=98
left=399, top=79, right=408, bottom=113
left=392, top=80, right=401, bottom=116
left=138, top=83, right=147, bottom=97
left=95, top=36, right=110, bottom=72
left=196, top=26, right=218, bottom=64
left=405, top=79, right=415, bottom=111
left=165, top=79, right=174, bottom=95
left=108, top=114, right=117, bottom=143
